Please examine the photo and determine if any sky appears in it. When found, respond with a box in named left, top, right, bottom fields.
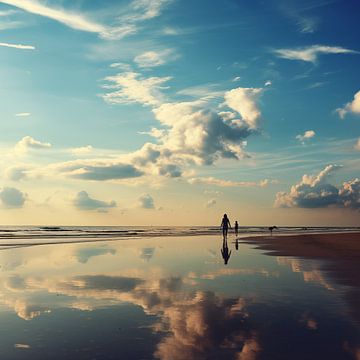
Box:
left=0, top=0, right=359, bottom=226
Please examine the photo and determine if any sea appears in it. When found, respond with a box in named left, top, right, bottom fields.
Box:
left=0, top=225, right=359, bottom=246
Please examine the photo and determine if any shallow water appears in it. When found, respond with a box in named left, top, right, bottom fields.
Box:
left=0, top=225, right=359, bottom=245
left=0, top=235, right=358, bottom=359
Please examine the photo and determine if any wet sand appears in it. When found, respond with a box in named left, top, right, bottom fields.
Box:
left=242, top=232, right=360, bottom=321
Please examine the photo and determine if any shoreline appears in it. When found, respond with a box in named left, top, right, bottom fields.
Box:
left=0, top=230, right=359, bottom=248
left=241, top=232, right=360, bottom=321
left=240, top=232, right=360, bottom=260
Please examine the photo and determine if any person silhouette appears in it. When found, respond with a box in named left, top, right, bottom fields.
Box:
left=220, top=214, right=231, bottom=239
left=221, top=237, right=231, bottom=265
left=234, top=221, right=239, bottom=237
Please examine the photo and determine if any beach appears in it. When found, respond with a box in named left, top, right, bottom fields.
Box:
left=0, top=230, right=359, bottom=359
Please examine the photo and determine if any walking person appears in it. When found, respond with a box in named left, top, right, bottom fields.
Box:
left=220, top=214, right=231, bottom=239
left=234, top=221, right=239, bottom=237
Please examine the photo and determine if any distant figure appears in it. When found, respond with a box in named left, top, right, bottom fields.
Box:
left=234, top=221, right=239, bottom=237
left=269, top=226, right=278, bottom=236
left=235, top=237, right=239, bottom=251
left=221, top=238, right=232, bottom=265
left=220, top=214, right=231, bottom=239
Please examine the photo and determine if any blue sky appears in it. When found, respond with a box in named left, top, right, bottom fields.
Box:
left=0, top=0, right=359, bottom=225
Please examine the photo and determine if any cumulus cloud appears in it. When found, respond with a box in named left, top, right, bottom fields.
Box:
left=102, top=72, right=172, bottom=106
left=138, top=193, right=155, bottom=209
left=296, top=130, right=315, bottom=144
left=189, top=177, right=275, bottom=188
left=0, top=187, right=26, bottom=208
left=14, top=136, right=51, bottom=154
left=73, top=191, right=116, bottom=211
left=224, top=87, right=263, bottom=129
left=151, top=99, right=254, bottom=165
left=273, top=45, right=357, bottom=63
left=99, top=71, right=264, bottom=182
left=0, top=41, right=35, bottom=50
left=336, top=90, right=360, bottom=119
left=275, top=165, right=360, bottom=210
left=134, top=49, right=177, bottom=68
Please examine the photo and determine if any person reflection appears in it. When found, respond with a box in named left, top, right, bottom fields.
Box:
left=221, top=237, right=231, bottom=265
left=220, top=214, right=231, bottom=240
left=235, top=237, right=239, bottom=251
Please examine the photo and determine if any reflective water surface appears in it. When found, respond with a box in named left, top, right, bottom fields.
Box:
left=0, top=235, right=359, bottom=359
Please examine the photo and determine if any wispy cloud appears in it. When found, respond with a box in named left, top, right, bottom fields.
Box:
left=188, top=177, right=276, bottom=188
left=0, top=42, right=35, bottom=50
left=273, top=45, right=358, bottom=63
left=102, top=71, right=172, bottom=106
left=15, top=112, right=31, bottom=117
left=0, top=0, right=173, bottom=39
left=0, top=0, right=106, bottom=34
left=134, top=49, right=177, bottom=68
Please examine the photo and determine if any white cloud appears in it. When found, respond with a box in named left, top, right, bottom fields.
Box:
left=189, top=177, right=275, bottom=187
left=100, top=70, right=265, bottom=181
left=102, top=72, right=172, bottom=106
left=205, top=198, right=216, bottom=208
left=15, top=112, right=31, bottom=117
left=232, top=76, right=241, bottom=82
left=273, top=45, right=357, bottom=63
left=0, top=0, right=106, bottom=33
left=0, top=42, right=35, bottom=50
left=0, top=20, right=23, bottom=30
left=128, top=0, right=172, bottom=21
left=275, top=165, right=360, bottom=210
left=0, top=187, right=26, bottom=208
left=354, top=139, right=360, bottom=151
left=134, top=49, right=177, bottom=68
left=0, top=9, right=17, bottom=16
left=52, top=160, right=143, bottom=181
left=73, top=191, right=116, bottom=211
left=265, top=80, right=272, bottom=87
left=296, top=130, right=315, bottom=144
left=297, top=16, right=318, bottom=34
left=0, top=0, right=171, bottom=40
left=14, top=136, right=51, bottom=154
left=138, top=193, right=155, bottom=209
left=70, top=145, right=93, bottom=155
left=224, top=87, right=263, bottom=129
left=152, top=100, right=253, bottom=165
left=5, top=165, right=29, bottom=181
left=336, top=90, right=360, bottom=119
